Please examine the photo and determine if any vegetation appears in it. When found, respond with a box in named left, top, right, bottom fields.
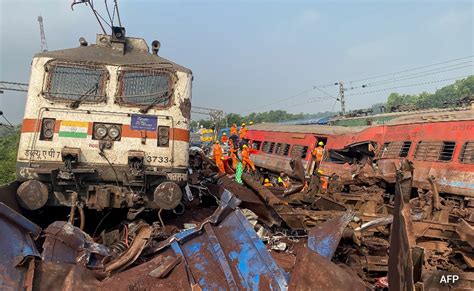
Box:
left=385, top=76, right=474, bottom=110
left=0, top=127, right=20, bottom=185
left=191, top=110, right=335, bottom=130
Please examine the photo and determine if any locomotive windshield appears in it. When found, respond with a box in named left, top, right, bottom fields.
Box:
left=44, top=62, right=107, bottom=102
left=117, top=69, right=173, bottom=108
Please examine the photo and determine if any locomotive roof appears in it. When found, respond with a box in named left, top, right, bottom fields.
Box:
left=387, top=108, right=474, bottom=125
left=248, top=123, right=365, bottom=135
left=35, top=34, right=191, bottom=74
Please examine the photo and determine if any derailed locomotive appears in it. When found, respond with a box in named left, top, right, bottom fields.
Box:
left=15, top=29, right=193, bottom=214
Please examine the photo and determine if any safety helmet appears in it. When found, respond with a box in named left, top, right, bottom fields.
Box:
left=264, top=178, right=270, bottom=183
left=242, top=144, right=248, bottom=148
left=318, top=169, right=324, bottom=174
left=241, top=123, right=246, bottom=126
left=318, top=141, right=324, bottom=146
left=221, top=156, right=225, bottom=160
left=215, top=141, right=219, bottom=144
left=249, top=121, right=254, bottom=125
left=223, top=132, right=227, bottom=135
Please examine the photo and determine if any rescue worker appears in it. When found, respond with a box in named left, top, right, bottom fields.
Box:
left=239, top=123, right=248, bottom=140
left=318, top=169, right=328, bottom=192
left=228, top=139, right=238, bottom=169
left=277, top=172, right=290, bottom=189
left=221, top=132, right=228, bottom=144
left=230, top=123, right=239, bottom=145
left=263, top=178, right=273, bottom=187
left=241, top=144, right=256, bottom=172
left=213, top=141, right=225, bottom=173
left=230, top=123, right=238, bottom=137
left=311, top=141, right=325, bottom=170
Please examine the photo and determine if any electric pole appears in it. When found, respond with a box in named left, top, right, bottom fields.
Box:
left=38, top=16, right=48, bottom=52
left=339, top=81, right=346, bottom=115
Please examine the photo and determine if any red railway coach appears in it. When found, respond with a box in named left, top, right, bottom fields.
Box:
left=320, top=110, right=474, bottom=197
left=245, top=123, right=363, bottom=175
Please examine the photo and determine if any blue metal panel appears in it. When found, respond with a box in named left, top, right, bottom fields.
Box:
left=162, top=190, right=289, bottom=290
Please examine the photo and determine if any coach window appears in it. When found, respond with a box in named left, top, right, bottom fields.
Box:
left=459, top=141, right=474, bottom=164
left=252, top=140, right=262, bottom=150
left=414, top=141, right=456, bottom=162
left=116, top=68, right=174, bottom=109
left=399, top=141, right=412, bottom=157
left=44, top=62, right=107, bottom=102
left=290, top=144, right=308, bottom=159
left=439, top=141, right=456, bottom=161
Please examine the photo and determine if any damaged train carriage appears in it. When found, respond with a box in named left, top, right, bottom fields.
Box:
left=321, top=110, right=474, bottom=197
left=15, top=32, right=193, bottom=214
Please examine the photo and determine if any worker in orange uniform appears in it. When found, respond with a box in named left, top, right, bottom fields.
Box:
left=213, top=141, right=225, bottom=173
left=221, top=132, right=228, bottom=144
left=228, top=139, right=238, bottom=169
left=230, top=123, right=238, bottom=137
left=318, top=169, right=328, bottom=192
left=263, top=178, right=273, bottom=187
left=239, top=123, right=248, bottom=140
left=311, top=141, right=325, bottom=169
left=241, top=144, right=256, bottom=172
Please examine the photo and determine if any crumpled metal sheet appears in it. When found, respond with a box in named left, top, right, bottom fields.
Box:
left=307, top=210, right=354, bottom=259
left=388, top=159, right=418, bottom=291
left=148, top=189, right=289, bottom=290
left=42, top=221, right=109, bottom=268
left=0, top=202, right=41, bottom=290
left=288, top=247, right=367, bottom=291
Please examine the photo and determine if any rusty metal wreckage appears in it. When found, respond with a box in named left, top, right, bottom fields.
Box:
left=1, top=147, right=473, bottom=290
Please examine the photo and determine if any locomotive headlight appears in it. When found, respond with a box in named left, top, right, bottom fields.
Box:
left=40, top=118, right=56, bottom=141
left=95, top=124, right=108, bottom=139
left=158, top=126, right=170, bottom=147
left=108, top=125, right=121, bottom=140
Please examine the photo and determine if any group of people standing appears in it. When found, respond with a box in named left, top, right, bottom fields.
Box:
left=213, top=121, right=256, bottom=174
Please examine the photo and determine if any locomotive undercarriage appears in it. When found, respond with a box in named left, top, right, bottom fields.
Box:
left=15, top=160, right=187, bottom=216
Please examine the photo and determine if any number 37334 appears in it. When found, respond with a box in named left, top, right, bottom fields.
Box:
left=146, top=155, right=172, bottom=163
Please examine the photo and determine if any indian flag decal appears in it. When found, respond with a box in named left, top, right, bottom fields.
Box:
left=58, top=121, right=89, bottom=138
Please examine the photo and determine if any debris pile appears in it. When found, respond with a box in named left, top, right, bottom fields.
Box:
left=0, top=149, right=472, bottom=290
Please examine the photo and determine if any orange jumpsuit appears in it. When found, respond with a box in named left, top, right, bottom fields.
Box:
left=239, top=126, right=248, bottom=140
left=229, top=142, right=238, bottom=169
left=230, top=125, right=238, bottom=136
left=221, top=135, right=229, bottom=144
left=241, top=147, right=255, bottom=172
left=312, top=146, right=324, bottom=162
left=213, top=144, right=225, bottom=173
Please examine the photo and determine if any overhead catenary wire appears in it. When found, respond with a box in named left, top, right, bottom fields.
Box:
left=274, top=75, right=471, bottom=111
left=346, top=75, right=471, bottom=97
left=346, top=55, right=473, bottom=84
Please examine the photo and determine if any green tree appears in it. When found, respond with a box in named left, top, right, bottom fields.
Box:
left=0, top=129, right=20, bottom=185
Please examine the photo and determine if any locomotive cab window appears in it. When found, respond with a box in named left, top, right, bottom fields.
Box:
left=117, top=69, right=173, bottom=108
left=44, top=62, right=107, bottom=102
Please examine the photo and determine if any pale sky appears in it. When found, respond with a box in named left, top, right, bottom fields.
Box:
left=1, top=0, right=473, bottom=123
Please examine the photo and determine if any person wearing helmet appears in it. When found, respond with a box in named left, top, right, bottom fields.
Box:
left=263, top=178, right=273, bottom=187
left=311, top=140, right=325, bottom=169
left=241, top=144, right=255, bottom=172
left=318, top=169, right=328, bottom=191
left=221, top=132, right=229, bottom=144
left=228, top=139, right=238, bottom=169
left=213, top=141, right=225, bottom=173
left=277, top=172, right=290, bottom=188
left=239, top=123, right=248, bottom=140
